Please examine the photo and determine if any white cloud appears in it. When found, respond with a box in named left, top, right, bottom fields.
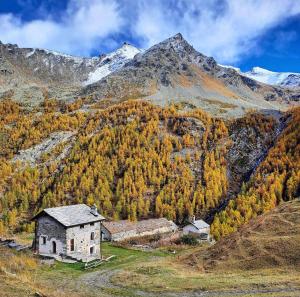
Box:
left=133, top=0, right=300, bottom=63
left=0, top=0, right=299, bottom=63
left=0, top=0, right=124, bottom=56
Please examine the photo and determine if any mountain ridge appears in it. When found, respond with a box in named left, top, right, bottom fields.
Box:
left=82, top=33, right=299, bottom=117
left=0, top=33, right=299, bottom=117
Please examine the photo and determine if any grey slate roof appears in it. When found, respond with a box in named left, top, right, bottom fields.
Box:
left=33, top=204, right=105, bottom=227
left=191, top=219, right=209, bottom=230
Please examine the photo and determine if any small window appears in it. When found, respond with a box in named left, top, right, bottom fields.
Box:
left=80, top=224, right=84, bottom=229
left=91, top=232, right=95, bottom=240
left=90, top=222, right=94, bottom=226
left=70, top=239, right=75, bottom=251
left=41, top=236, right=46, bottom=245
left=90, top=246, right=94, bottom=254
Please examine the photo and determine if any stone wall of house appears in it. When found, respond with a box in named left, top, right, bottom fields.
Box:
left=66, top=221, right=101, bottom=261
left=107, top=225, right=178, bottom=242
left=36, top=216, right=66, bottom=256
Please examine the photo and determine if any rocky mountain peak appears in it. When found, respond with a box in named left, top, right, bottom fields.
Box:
left=1, top=34, right=299, bottom=117
left=167, top=32, right=184, bottom=43
left=152, top=32, right=191, bottom=51
left=146, top=33, right=219, bottom=73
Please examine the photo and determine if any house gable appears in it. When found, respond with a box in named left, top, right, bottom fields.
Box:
left=33, top=204, right=105, bottom=262
left=35, top=214, right=67, bottom=256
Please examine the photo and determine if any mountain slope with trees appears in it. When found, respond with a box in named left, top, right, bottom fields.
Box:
left=211, top=107, right=300, bottom=239
left=1, top=98, right=296, bottom=239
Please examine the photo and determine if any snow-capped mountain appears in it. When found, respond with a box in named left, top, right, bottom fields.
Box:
left=220, top=64, right=300, bottom=88
left=82, top=33, right=299, bottom=118
left=0, top=41, right=140, bottom=86
left=1, top=34, right=299, bottom=116
left=244, top=67, right=300, bottom=88
left=0, top=41, right=141, bottom=103
left=84, top=43, right=141, bottom=85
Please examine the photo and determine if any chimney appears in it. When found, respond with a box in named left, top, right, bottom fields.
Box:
left=90, top=204, right=99, bottom=217
left=192, top=215, right=195, bottom=223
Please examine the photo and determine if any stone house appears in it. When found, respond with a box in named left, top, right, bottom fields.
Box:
left=182, top=217, right=210, bottom=240
left=102, top=218, right=178, bottom=242
left=32, top=204, right=105, bottom=262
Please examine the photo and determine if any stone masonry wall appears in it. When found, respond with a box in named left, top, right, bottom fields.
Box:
left=36, top=216, right=66, bottom=256
left=107, top=225, right=177, bottom=242
left=66, top=221, right=101, bottom=261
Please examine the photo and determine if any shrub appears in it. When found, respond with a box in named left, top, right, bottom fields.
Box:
left=180, top=234, right=198, bottom=245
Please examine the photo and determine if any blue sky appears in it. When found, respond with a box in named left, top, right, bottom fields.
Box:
left=1, top=0, right=300, bottom=72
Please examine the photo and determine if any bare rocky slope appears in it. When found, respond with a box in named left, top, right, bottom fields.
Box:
left=1, top=34, right=299, bottom=117
left=0, top=41, right=140, bottom=106
left=82, top=34, right=299, bottom=117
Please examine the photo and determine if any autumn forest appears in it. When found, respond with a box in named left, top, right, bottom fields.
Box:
left=0, top=98, right=299, bottom=240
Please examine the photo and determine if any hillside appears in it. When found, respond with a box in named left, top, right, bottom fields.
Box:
left=0, top=33, right=299, bottom=241
left=200, top=199, right=300, bottom=271
left=211, top=106, right=300, bottom=239
left=0, top=99, right=281, bottom=234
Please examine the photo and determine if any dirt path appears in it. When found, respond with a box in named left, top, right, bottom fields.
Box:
left=79, top=269, right=121, bottom=289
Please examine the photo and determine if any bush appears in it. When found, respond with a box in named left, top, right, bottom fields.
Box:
left=180, top=234, right=198, bottom=245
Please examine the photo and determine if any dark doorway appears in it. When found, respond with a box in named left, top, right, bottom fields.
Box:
left=70, top=239, right=74, bottom=251
left=52, top=241, right=57, bottom=254
left=90, top=246, right=94, bottom=254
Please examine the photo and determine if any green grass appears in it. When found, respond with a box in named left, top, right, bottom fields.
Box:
left=42, top=242, right=168, bottom=274
left=100, top=242, right=168, bottom=269
left=39, top=243, right=300, bottom=295
left=2, top=242, right=300, bottom=297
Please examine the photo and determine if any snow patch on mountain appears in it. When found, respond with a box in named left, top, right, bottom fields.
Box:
left=219, top=65, right=300, bottom=88
left=25, top=49, right=36, bottom=58
left=244, top=67, right=300, bottom=87
left=83, top=43, right=141, bottom=86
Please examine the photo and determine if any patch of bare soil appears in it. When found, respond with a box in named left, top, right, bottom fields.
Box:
left=78, top=269, right=120, bottom=289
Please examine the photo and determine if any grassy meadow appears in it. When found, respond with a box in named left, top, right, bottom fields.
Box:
left=1, top=240, right=300, bottom=297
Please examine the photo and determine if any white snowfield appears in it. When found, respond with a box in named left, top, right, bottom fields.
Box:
left=220, top=64, right=300, bottom=88
left=83, top=44, right=141, bottom=86
left=244, top=67, right=300, bottom=87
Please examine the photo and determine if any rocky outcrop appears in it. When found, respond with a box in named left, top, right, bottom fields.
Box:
left=12, top=131, right=76, bottom=166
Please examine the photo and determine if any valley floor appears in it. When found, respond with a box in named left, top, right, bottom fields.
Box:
left=1, top=242, right=300, bottom=297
